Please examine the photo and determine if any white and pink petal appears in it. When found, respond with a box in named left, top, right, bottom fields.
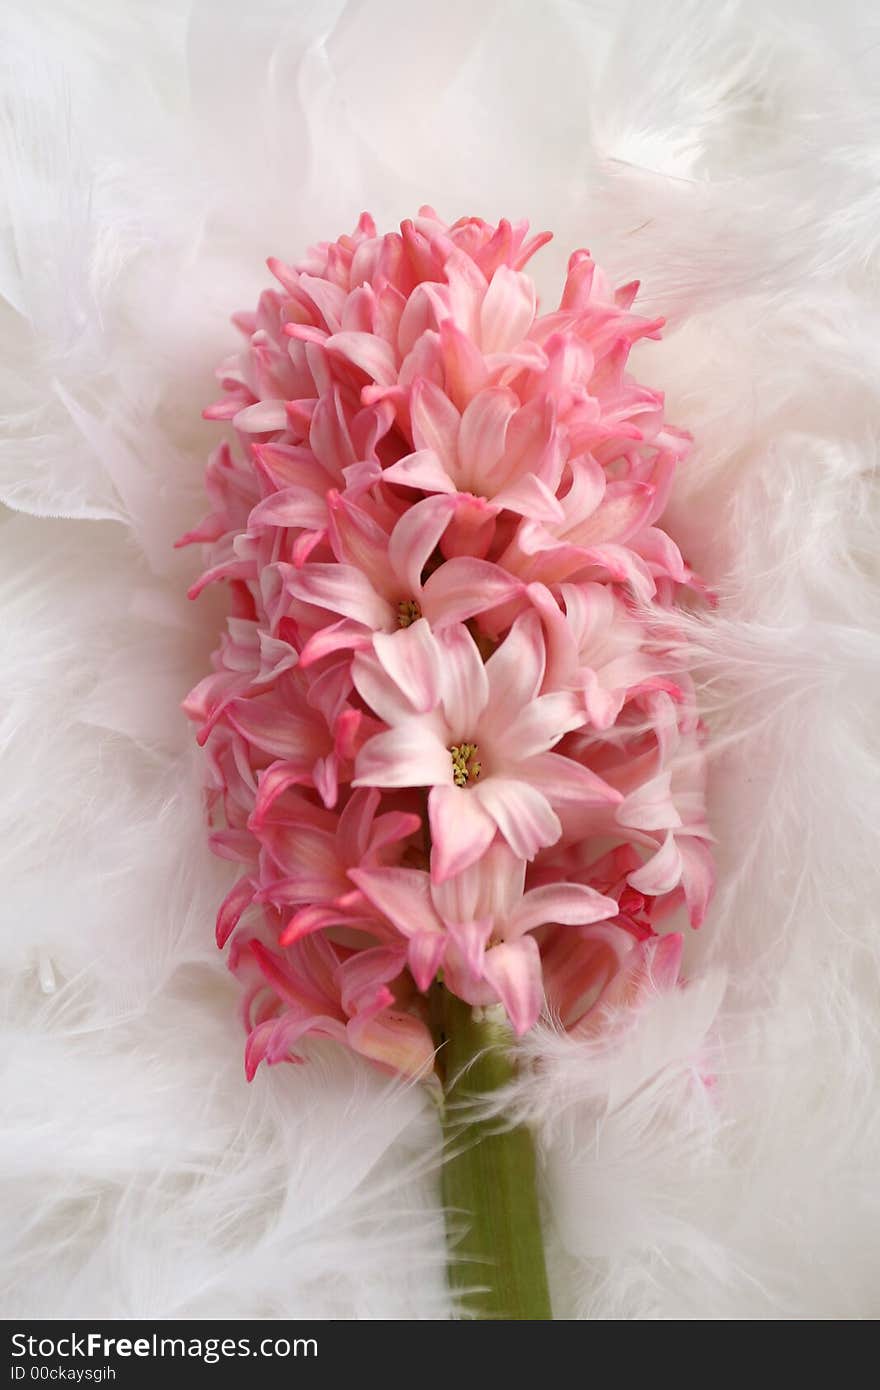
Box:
left=373, top=619, right=443, bottom=715
left=472, top=777, right=561, bottom=861
left=428, top=784, right=497, bottom=882
left=481, top=936, right=544, bottom=1035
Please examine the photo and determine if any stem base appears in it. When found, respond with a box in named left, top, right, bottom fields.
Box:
left=438, top=987, right=552, bottom=1320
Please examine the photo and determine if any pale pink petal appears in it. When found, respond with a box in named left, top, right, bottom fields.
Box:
left=458, top=388, right=518, bottom=485
left=215, top=875, right=256, bottom=948
left=396, top=282, right=438, bottom=355
left=309, top=387, right=356, bottom=476
left=525, top=750, right=623, bottom=806
left=242, top=1020, right=291, bottom=1079
left=574, top=677, right=615, bottom=732
left=579, top=544, right=656, bottom=602
left=188, top=554, right=255, bottom=602
left=583, top=934, right=683, bottom=1028
left=279, top=903, right=355, bottom=947
left=365, top=810, right=424, bottom=858
left=483, top=610, right=545, bottom=726
left=259, top=1010, right=348, bottom=1068
left=421, top=558, right=522, bottom=626
left=208, top=830, right=257, bottom=865
left=297, top=619, right=369, bottom=667
left=648, top=932, right=684, bottom=990
left=499, top=396, right=557, bottom=483
left=258, top=825, right=343, bottom=897
left=298, top=618, right=374, bottom=667
left=312, top=751, right=339, bottom=808
left=479, top=266, right=537, bottom=353
left=349, top=866, right=444, bottom=938
left=336, top=786, right=382, bottom=864
left=472, top=777, right=561, bottom=860
left=286, top=323, right=329, bottom=347
left=233, top=400, right=287, bottom=432
left=631, top=526, right=689, bottom=582
left=678, top=837, right=715, bottom=928
left=395, top=329, right=443, bottom=393
left=428, top=784, right=496, bottom=882
left=291, top=528, right=326, bottom=567
left=445, top=916, right=493, bottom=979
left=286, top=563, right=395, bottom=630
left=482, top=341, right=548, bottom=378
left=354, top=722, right=452, bottom=789
left=325, top=493, right=395, bottom=593
left=337, top=945, right=407, bottom=1015
left=439, top=495, right=497, bottom=559
left=503, top=691, right=585, bottom=759
left=512, top=517, right=567, bottom=560
left=460, top=841, right=526, bottom=921
left=373, top=620, right=443, bottom=714
left=510, top=883, right=618, bottom=937
left=442, top=247, right=487, bottom=338
left=251, top=759, right=312, bottom=828
left=410, top=379, right=461, bottom=478
left=439, top=318, right=490, bottom=409
left=255, top=632, right=299, bottom=683
left=565, top=481, right=654, bottom=547
left=541, top=921, right=636, bottom=1028
left=388, top=494, right=455, bottom=597
left=492, top=472, right=566, bottom=522
left=627, top=830, right=684, bottom=895
left=347, top=1010, right=436, bottom=1078
left=297, top=273, right=347, bottom=331
left=341, top=457, right=382, bottom=493
left=333, top=700, right=362, bottom=753
left=481, top=936, right=543, bottom=1034
left=617, top=771, right=683, bottom=832
left=325, top=331, right=398, bottom=384
left=431, top=856, right=482, bottom=926
left=525, top=581, right=577, bottom=687
left=351, top=649, right=422, bottom=724
left=407, top=932, right=448, bottom=992
left=228, top=700, right=321, bottom=762
left=382, top=450, right=457, bottom=494
left=441, top=957, right=497, bottom=1009
left=557, top=579, right=614, bottom=643
left=437, top=624, right=490, bottom=730
left=203, top=397, right=247, bottom=423
left=249, top=488, right=328, bottom=530
left=242, top=937, right=333, bottom=1013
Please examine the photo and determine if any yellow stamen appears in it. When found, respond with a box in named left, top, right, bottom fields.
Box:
left=397, top=598, right=422, bottom=628
left=450, top=742, right=482, bottom=787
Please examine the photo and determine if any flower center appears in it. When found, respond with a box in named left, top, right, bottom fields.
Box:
left=397, top=598, right=422, bottom=628
left=450, top=742, right=482, bottom=787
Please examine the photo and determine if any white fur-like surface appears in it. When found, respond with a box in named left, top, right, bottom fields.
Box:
left=1, top=0, right=878, bottom=1319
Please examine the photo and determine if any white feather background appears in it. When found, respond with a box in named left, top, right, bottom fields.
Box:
left=1, top=0, right=878, bottom=1319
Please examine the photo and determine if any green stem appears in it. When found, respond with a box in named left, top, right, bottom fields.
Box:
left=436, top=986, right=552, bottom=1320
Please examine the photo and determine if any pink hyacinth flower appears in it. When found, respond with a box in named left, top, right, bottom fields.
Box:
left=353, top=613, right=622, bottom=881
left=182, top=209, right=714, bottom=1082
left=350, top=842, right=618, bottom=1034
